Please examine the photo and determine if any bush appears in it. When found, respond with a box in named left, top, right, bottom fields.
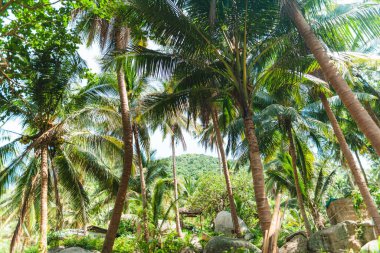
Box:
left=156, top=232, right=193, bottom=253
left=117, top=219, right=136, bottom=236
left=113, top=236, right=137, bottom=253
left=48, top=231, right=61, bottom=248
left=62, top=236, right=103, bottom=251
left=24, top=246, right=39, bottom=253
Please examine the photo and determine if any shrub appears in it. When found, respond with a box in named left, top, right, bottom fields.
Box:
left=24, top=246, right=39, bottom=253
left=117, top=219, right=136, bottom=236
left=62, top=236, right=103, bottom=251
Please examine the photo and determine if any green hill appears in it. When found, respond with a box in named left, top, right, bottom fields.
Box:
left=160, top=154, right=220, bottom=179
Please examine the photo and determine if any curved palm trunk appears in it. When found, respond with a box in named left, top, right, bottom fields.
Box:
left=286, top=1, right=380, bottom=156
left=171, top=133, right=183, bottom=237
left=286, top=124, right=312, bottom=237
left=39, top=145, right=48, bottom=253
left=320, top=93, right=380, bottom=235
left=10, top=174, right=38, bottom=253
left=211, top=109, right=241, bottom=236
left=242, top=111, right=272, bottom=234
left=52, top=167, right=63, bottom=231
left=102, top=56, right=134, bottom=252
left=133, top=126, right=150, bottom=243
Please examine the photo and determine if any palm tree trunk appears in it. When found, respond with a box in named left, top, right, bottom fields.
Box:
left=310, top=204, right=325, bottom=231
left=80, top=193, right=88, bottom=236
left=39, top=145, right=48, bottom=253
left=263, top=192, right=282, bottom=253
left=133, top=126, right=150, bottom=243
left=364, top=102, right=380, bottom=128
left=354, top=150, right=369, bottom=185
left=171, top=133, right=183, bottom=237
left=216, top=143, right=223, bottom=175
left=286, top=123, right=312, bottom=237
left=211, top=108, right=241, bottom=236
left=320, top=93, right=380, bottom=235
left=242, top=111, right=272, bottom=233
left=286, top=0, right=380, bottom=156
left=52, top=167, right=63, bottom=231
left=102, top=57, right=134, bottom=252
left=10, top=174, right=38, bottom=253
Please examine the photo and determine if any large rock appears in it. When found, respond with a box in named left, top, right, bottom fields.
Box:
left=326, top=198, right=359, bottom=225
left=308, top=220, right=377, bottom=253
left=204, top=236, right=261, bottom=253
left=279, top=232, right=308, bottom=253
left=214, top=211, right=249, bottom=235
left=190, top=235, right=203, bottom=252
left=361, top=240, right=380, bottom=253
left=48, top=246, right=65, bottom=253
left=158, top=219, right=176, bottom=233
left=59, top=247, right=93, bottom=253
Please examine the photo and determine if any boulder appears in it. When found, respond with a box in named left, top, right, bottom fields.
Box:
left=214, top=211, right=250, bottom=236
left=48, top=246, right=65, bottom=253
left=279, top=232, right=308, bottom=253
left=158, top=219, right=177, bottom=233
left=361, top=240, right=380, bottom=253
left=326, top=198, right=359, bottom=225
left=190, top=235, right=203, bottom=252
left=180, top=247, right=197, bottom=253
left=59, top=247, right=93, bottom=253
left=204, top=236, right=261, bottom=253
left=308, top=221, right=377, bottom=253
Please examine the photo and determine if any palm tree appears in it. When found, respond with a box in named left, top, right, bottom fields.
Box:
left=143, top=81, right=242, bottom=235
left=146, top=81, right=190, bottom=237
left=283, top=0, right=380, bottom=156
left=126, top=0, right=278, bottom=234
left=0, top=43, right=87, bottom=252
left=73, top=2, right=139, bottom=250
left=319, top=92, right=380, bottom=234
left=255, top=94, right=327, bottom=236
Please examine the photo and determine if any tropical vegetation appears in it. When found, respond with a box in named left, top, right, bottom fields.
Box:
left=1, top=0, right=380, bottom=252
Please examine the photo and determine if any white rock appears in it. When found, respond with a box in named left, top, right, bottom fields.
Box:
left=361, top=240, right=380, bottom=253
left=214, top=211, right=249, bottom=235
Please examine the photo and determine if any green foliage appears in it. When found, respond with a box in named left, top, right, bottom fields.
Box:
left=188, top=171, right=258, bottom=228
left=24, top=246, right=40, bottom=253
left=156, top=232, right=193, bottom=253
left=117, top=219, right=136, bottom=236
left=161, top=154, right=220, bottom=179
left=61, top=236, right=103, bottom=251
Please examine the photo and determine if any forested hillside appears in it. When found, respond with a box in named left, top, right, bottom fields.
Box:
left=161, top=154, right=220, bottom=179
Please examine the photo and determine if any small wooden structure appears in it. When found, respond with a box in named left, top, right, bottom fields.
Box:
left=326, top=198, right=359, bottom=225
left=88, top=225, right=108, bottom=234
left=179, top=208, right=203, bottom=230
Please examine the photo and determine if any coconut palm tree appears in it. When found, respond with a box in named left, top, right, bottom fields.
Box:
left=126, top=0, right=281, bottom=234
left=282, top=0, right=380, bottom=156
left=142, top=80, right=242, bottom=235
left=71, top=65, right=153, bottom=242
left=73, top=1, right=143, bottom=250
left=0, top=42, right=90, bottom=252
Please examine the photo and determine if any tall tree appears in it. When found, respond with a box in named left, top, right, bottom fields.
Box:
left=283, top=0, right=380, bottom=156
left=320, top=92, right=380, bottom=234
left=73, top=2, right=138, bottom=250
